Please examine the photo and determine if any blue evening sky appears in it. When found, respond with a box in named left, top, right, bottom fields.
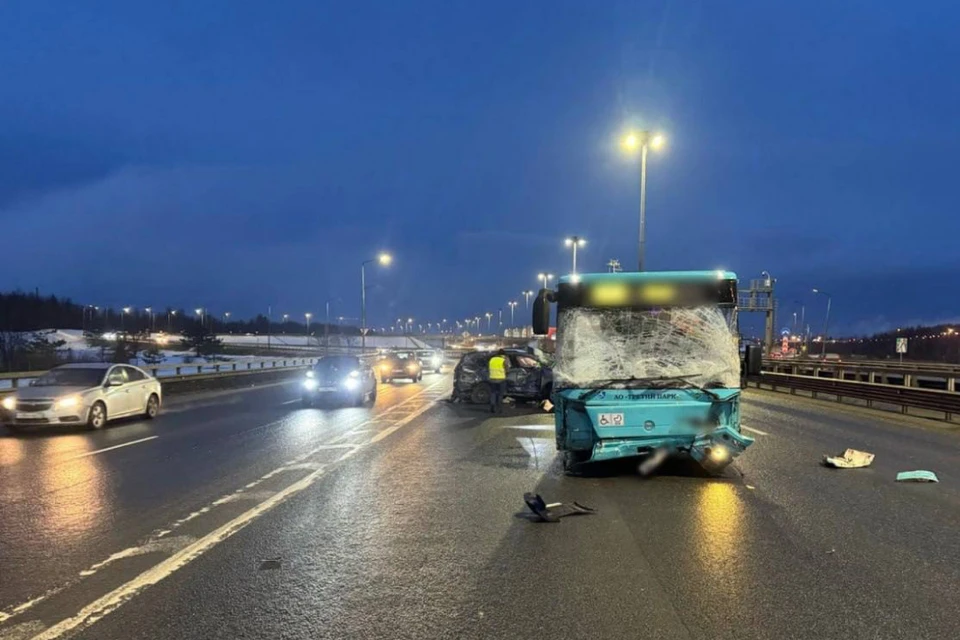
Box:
left=2, top=1, right=959, bottom=335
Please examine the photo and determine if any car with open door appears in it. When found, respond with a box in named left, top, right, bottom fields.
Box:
left=451, top=349, right=552, bottom=405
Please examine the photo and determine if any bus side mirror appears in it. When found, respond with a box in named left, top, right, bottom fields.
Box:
left=743, top=345, right=762, bottom=376
left=532, top=289, right=551, bottom=335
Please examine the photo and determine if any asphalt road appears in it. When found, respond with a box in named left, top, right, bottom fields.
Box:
left=1, top=376, right=959, bottom=640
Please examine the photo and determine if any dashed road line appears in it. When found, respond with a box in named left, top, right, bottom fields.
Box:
left=741, top=424, right=770, bottom=436
left=66, top=436, right=158, bottom=460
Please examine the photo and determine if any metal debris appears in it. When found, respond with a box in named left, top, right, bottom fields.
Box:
left=896, top=470, right=939, bottom=483
left=823, top=449, right=875, bottom=469
left=523, top=492, right=595, bottom=523
left=258, top=557, right=282, bottom=570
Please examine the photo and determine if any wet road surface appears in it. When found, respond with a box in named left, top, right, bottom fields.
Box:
left=2, top=378, right=959, bottom=639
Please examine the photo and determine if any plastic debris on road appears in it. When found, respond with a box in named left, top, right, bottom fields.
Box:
left=896, top=470, right=939, bottom=483
left=523, top=492, right=595, bottom=523
left=823, top=448, right=875, bottom=469
left=540, top=399, right=554, bottom=413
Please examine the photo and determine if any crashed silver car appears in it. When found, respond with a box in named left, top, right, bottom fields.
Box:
left=1, top=363, right=162, bottom=431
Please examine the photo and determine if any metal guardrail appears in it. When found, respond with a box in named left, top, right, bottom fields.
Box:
left=762, top=359, right=960, bottom=392
left=749, top=372, right=960, bottom=422
left=0, top=357, right=323, bottom=392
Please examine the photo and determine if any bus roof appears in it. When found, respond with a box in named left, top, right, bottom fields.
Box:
left=558, top=270, right=737, bottom=286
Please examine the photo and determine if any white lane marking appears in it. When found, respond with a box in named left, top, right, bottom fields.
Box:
left=281, top=398, right=300, bottom=405
left=78, top=536, right=197, bottom=577
left=516, top=437, right=553, bottom=470
left=25, top=379, right=447, bottom=640
left=65, top=436, right=158, bottom=460
left=741, top=424, right=770, bottom=436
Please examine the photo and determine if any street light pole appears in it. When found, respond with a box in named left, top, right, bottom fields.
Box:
left=508, top=301, right=517, bottom=326
left=522, top=290, right=534, bottom=310
left=305, top=312, right=312, bottom=347
left=361, top=252, right=392, bottom=354
left=537, top=273, right=554, bottom=290
left=812, top=289, right=832, bottom=358
left=564, top=236, right=586, bottom=273
left=622, top=130, right=665, bottom=271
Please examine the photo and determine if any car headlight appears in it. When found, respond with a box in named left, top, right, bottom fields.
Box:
left=406, top=362, right=417, bottom=370
left=1, top=397, right=15, bottom=411
left=306, top=370, right=315, bottom=378
left=343, top=377, right=360, bottom=390
left=381, top=363, right=391, bottom=371
left=303, top=379, right=318, bottom=390
left=57, top=395, right=81, bottom=409
left=348, top=370, right=360, bottom=378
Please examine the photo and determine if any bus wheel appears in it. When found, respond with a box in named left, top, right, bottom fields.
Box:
left=562, top=450, right=590, bottom=475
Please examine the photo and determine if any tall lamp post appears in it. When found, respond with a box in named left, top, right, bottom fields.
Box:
left=305, top=312, right=312, bottom=347
left=537, top=273, right=554, bottom=290
left=145, top=307, right=154, bottom=332
left=361, top=252, right=392, bottom=353
left=621, top=130, right=666, bottom=271
left=522, top=290, right=534, bottom=310
left=168, top=309, right=177, bottom=332
left=564, top=236, right=586, bottom=273
left=812, top=289, right=832, bottom=358
left=485, top=312, right=493, bottom=331
left=195, top=308, right=204, bottom=328
left=508, top=301, right=518, bottom=326
left=121, top=307, right=131, bottom=332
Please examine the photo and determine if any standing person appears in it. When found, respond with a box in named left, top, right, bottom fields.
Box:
left=488, top=349, right=509, bottom=413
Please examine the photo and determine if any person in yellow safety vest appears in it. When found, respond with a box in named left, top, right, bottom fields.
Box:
left=488, top=349, right=510, bottom=413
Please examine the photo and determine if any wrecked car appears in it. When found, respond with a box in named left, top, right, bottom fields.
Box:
left=533, top=270, right=755, bottom=475
left=451, top=349, right=553, bottom=405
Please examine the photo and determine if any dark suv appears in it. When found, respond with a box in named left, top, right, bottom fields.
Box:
left=452, top=350, right=552, bottom=404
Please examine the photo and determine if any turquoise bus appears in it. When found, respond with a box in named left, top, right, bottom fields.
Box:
left=532, top=270, right=754, bottom=474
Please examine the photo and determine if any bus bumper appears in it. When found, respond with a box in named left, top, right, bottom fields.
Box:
left=588, top=425, right=754, bottom=471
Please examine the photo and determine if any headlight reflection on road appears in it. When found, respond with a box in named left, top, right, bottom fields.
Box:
left=693, top=482, right=748, bottom=599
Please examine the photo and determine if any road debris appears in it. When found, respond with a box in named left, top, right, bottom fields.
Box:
left=540, top=399, right=554, bottom=413
left=823, top=449, right=875, bottom=469
left=258, top=557, right=282, bottom=570
left=745, top=484, right=756, bottom=490
left=523, top=492, right=595, bottom=523
left=637, top=448, right=669, bottom=476
left=895, top=470, right=939, bottom=483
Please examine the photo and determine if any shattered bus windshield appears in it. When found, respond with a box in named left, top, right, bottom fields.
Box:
left=553, top=306, right=740, bottom=390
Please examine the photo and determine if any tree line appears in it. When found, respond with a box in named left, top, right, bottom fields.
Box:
left=0, top=290, right=362, bottom=372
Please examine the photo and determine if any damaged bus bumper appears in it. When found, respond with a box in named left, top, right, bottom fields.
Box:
left=588, top=425, right=754, bottom=471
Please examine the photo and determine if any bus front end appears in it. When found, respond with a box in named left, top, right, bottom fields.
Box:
left=534, top=271, right=754, bottom=475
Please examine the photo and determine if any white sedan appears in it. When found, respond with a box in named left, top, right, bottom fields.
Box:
left=1, top=363, right=162, bottom=431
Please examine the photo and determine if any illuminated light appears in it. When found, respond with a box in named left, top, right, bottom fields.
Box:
left=715, top=270, right=725, bottom=280
left=378, top=252, right=393, bottom=266
left=56, top=396, right=80, bottom=409
left=306, top=370, right=315, bottom=378
left=651, top=134, right=666, bottom=150
left=622, top=132, right=639, bottom=150
left=709, top=447, right=729, bottom=463
left=590, top=283, right=630, bottom=306
left=2, top=397, right=15, bottom=411
left=348, top=370, right=360, bottom=378
left=343, top=377, right=360, bottom=391
left=303, top=379, right=318, bottom=390
left=639, top=283, right=676, bottom=304
left=380, top=363, right=391, bottom=372
left=569, top=274, right=582, bottom=284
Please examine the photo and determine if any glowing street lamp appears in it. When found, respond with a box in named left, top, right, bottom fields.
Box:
left=485, top=312, right=493, bottom=331
left=305, top=312, right=312, bottom=337
left=522, top=290, right=534, bottom=310
left=621, top=129, right=666, bottom=271
left=508, top=300, right=518, bottom=326
left=121, top=307, right=132, bottom=332
left=564, top=236, right=586, bottom=273
left=537, top=273, right=554, bottom=290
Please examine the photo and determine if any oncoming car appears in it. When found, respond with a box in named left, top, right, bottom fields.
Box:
left=378, top=351, right=422, bottom=383
left=301, top=356, right=377, bottom=407
left=1, top=363, right=162, bottom=431
left=416, top=349, right=443, bottom=373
